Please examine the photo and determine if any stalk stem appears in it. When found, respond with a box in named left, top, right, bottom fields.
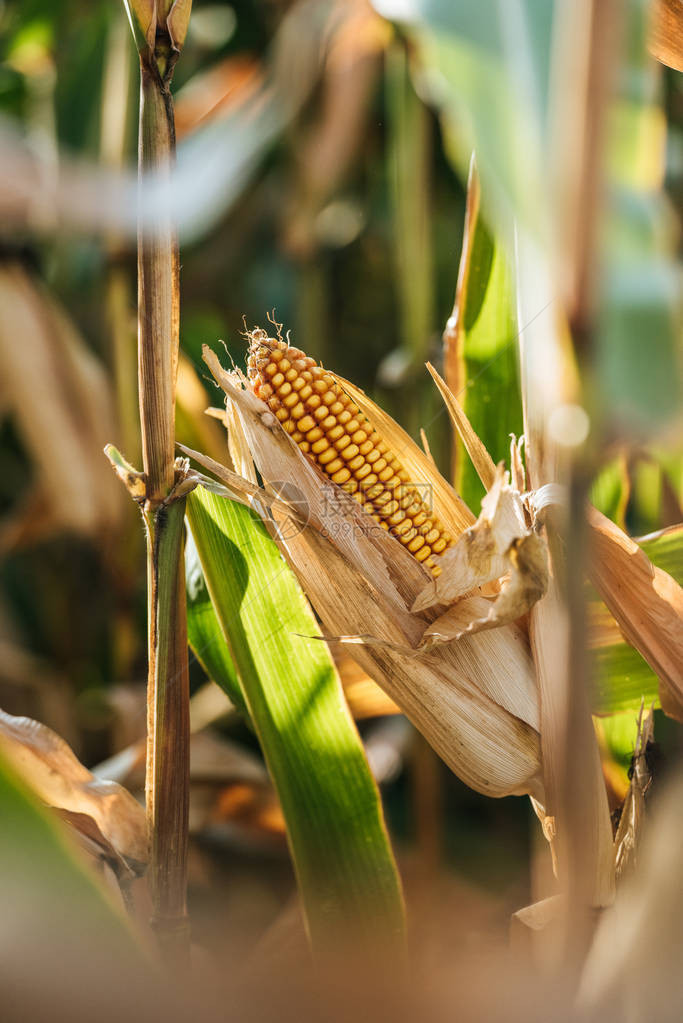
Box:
left=144, top=498, right=190, bottom=966
left=138, top=60, right=179, bottom=501
left=136, top=44, right=189, bottom=966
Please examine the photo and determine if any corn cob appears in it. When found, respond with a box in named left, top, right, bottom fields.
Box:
left=246, top=328, right=455, bottom=575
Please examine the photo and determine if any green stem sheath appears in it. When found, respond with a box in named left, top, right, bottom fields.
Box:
left=144, top=498, right=190, bottom=965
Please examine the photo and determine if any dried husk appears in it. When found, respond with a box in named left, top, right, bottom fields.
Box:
left=412, top=464, right=548, bottom=625
left=196, top=346, right=544, bottom=803
left=426, top=362, right=498, bottom=492
left=587, top=507, right=683, bottom=722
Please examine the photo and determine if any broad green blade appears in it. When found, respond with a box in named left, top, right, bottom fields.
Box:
left=378, top=0, right=679, bottom=435
left=374, top=0, right=555, bottom=242
left=185, top=528, right=248, bottom=718
left=449, top=166, right=523, bottom=510
left=597, top=1, right=680, bottom=433
left=592, top=643, right=660, bottom=716
left=186, top=487, right=405, bottom=956
left=0, top=749, right=144, bottom=968
left=592, top=523, right=683, bottom=714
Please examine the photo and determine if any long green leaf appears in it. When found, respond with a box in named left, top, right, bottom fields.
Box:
left=185, top=486, right=405, bottom=957
left=185, top=528, right=247, bottom=717
left=592, top=523, right=683, bottom=714
left=450, top=178, right=523, bottom=510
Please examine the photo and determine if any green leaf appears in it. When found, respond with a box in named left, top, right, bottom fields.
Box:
left=592, top=643, right=660, bottom=716
left=185, top=487, right=405, bottom=957
left=592, top=523, right=683, bottom=715
left=0, top=749, right=144, bottom=967
left=596, top=2, right=680, bottom=431
left=185, top=527, right=248, bottom=718
left=597, top=712, right=639, bottom=768
left=376, top=0, right=554, bottom=242
left=449, top=168, right=523, bottom=510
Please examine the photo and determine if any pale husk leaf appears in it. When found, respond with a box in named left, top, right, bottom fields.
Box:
left=419, top=537, right=548, bottom=648
left=509, top=434, right=527, bottom=493
left=412, top=464, right=547, bottom=613
left=425, top=362, right=498, bottom=492
left=281, top=520, right=544, bottom=800
left=578, top=772, right=683, bottom=1018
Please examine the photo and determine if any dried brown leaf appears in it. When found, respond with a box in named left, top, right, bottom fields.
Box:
left=420, top=535, right=547, bottom=646
left=588, top=506, right=683, bottom=721
left=336, top=652, right=401, bottom=719
left=0, top=709, right=147, bottom=868
left=649, top=0, right=683, bottom=71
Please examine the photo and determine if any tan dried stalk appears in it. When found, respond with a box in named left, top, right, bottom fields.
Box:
left=109, top=0, right=194, bottom=967
left=515, top=0, right=620, bottom=968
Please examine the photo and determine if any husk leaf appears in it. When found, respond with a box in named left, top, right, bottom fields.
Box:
left=197, top=346, right=544, bottom=803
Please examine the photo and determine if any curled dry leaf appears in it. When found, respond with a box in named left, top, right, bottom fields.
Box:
left=588, top=507, right=683, bottom=721
left=194, top=341, right=545, bottom=804
left=0, top=708, right=147, bottom=871
left=510, top=893, right=566, bottom=966
left=509, top=434, right=526, bottom=493
left=419, top=531, right=548, bottom=646
left=412, top=464, right=548, bottom=623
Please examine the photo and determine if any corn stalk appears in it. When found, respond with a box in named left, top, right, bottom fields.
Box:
left=108, top=0, right=193, bottom=968
left=518, top=0, right=622, bottom=968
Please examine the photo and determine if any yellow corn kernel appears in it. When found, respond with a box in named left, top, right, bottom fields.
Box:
left=247, top=331, right=455, bottom=575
